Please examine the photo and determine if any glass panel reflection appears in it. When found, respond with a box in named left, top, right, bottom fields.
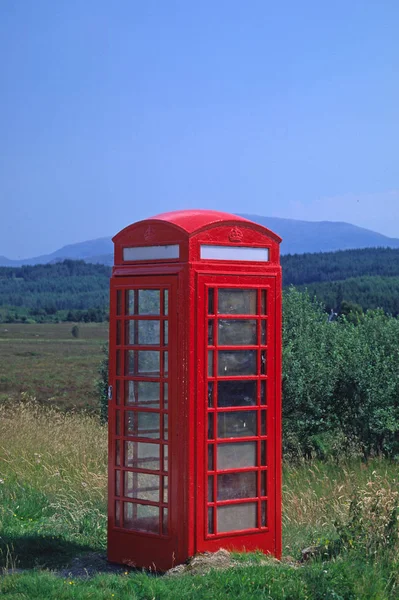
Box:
left=217, top=503, right=257, bottom=533
left=125, top=381, right=160, bottom=408
left=164, top=290, right=169, bottom=316
left=218, top=351, right=256, bottom=375
left=208, top=320, right=214, bottom=345
left=126, top=321, right=160, bottom=346
left=217, top=411, right=257, bottom=438
left=218, top=320, right=257, bottom=346
left=217, top=380, right=256, bottom=407
left=125, top=411, right=160, bottom=439
left=163, top=383, right=168, bottom=409
left=163, top=508, right=168, bottom=534
left=138, top=290, right=160, bottom=315
left=126, top=290, right=135, bottom=315
left=124, top=472, right=160, bottom=502
left=115, top=500, right=121, bottom=526
left=124, top=502, right=159, bottom=534
left=217, top=441, right=257, bottom=470
left=208, top=289, right=214, bottom=315
left=124, top=441, right=160, bottom=470
left=126, top=350, right=160, bottom=376
left=261, top=501, right=267, bottom=527
left=208, top=507, right=215, bottom=534
left=218, top=289, right=257, bottom=315
left=261, top=290, right=267, bottom=315
left=208, top=351, right=214, bottom=376
left=261, top=320, right=267, bottom=345
left=217, top=471, right=257, bottom=501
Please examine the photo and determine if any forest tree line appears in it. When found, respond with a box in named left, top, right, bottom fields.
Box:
left=1, top=247, right=399, bottom=322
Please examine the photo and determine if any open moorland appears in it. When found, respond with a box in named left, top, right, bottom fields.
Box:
left=0, top=320, right=398, bottom=598
left=0, top=323, right=108, bottom=411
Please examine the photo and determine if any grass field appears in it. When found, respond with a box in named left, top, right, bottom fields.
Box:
left=0, top=323, right=108, bottom=411
left=0, top=324, right=398, bottom=598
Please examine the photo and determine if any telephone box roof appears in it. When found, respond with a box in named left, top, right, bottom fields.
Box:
left=120, top=209, right=282, bottom=243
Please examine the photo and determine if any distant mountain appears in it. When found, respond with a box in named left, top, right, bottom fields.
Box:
left=0, top=238, right=113, bottom=267
left=240, top=215, right=399, bottom=255
left=1, top=216, right=399, bottom=267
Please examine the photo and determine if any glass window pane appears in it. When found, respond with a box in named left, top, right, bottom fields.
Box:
left=261, top=471, right=267, bottom=497
left=208, top=414, right=214, bottom=439
left=126, top=350, right=160, bottom=376
left=164, top=290, right=168, bottom=315
left=126, top=290, right=135, bottom=315
left=208, top=476, right=214, bottom=502
left=217, top=411, right=257, bottom=438
left=261, top=350, right=267, bottom=375
left=218, top=289, right=257, bottom=315
left=217, top=441, right=257, bottom=470
left=217, top=472, right=257, bottom=501
left=218, top=320, right=257, bottom=346
left=163, top=383, right=168, bottom=409
left=208, top=289, right=214, bottom=315
left=163, top=476, right=168, bottom=503
left=163, top=444, right=168, bottom=472
left=261, top=411, right=267, bottom=436
left=163, top=321, right=168, bottom=345
left=208, top=350, right=214, bottom=376
left=115, top=470, right=121, bottom=497
left=163, top=414, right=168, bottom=440
left=208, top=382, right=214, bottom=408
left=217, top=503, right=257, bottom=533
left=208, top=507, right=214, bottom=534
left=218, top=351, right=257, bottom=376
left=115, top=439, right=121, bottom=466
left=261, top=501, right=267, bottom=527
left=217, top=380, right=256, bottom=408
left=208, top=320, right=214, bottom=346
left=138, top=290, right=160, bottom=315
left=208, top=444, right=214, bottom=470
left=125, top=381, right=160, bottom=408
left=124, top=472, right=160, bottom=502
left=261, top=441, right=267, bottom=466
left=124, top=441, right=160, bottom=470
left=124, top=502, right=159, bottom=534
left=261, top=380, right=267, bottom=405
left=125, top=411, right=160, bottom=439
left=115, top=500, right=121, bottom=526
left=261, top=320, right=267, bottom=345
left=164, top=352, right=168, bottom=376
left=126, top=321, right=160, bottom=346
left=261, top=290, right=267, bottom=315
left=163, top=508, right=168, bottom=535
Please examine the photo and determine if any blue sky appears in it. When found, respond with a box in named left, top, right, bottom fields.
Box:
left=1, top=0, right=398, bottom=259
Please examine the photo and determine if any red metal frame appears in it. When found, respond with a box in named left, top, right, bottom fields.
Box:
left=108, top=210, right=282, bottom=570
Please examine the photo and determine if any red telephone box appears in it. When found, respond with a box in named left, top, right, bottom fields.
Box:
left=108, top=210, right=282, bottom=571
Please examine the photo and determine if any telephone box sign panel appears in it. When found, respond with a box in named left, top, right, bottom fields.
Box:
left=200, top=245, right=270, bottom=262
left=108, top=210, right=282, bottom=571
left=123, top=245, right=180, bottom=262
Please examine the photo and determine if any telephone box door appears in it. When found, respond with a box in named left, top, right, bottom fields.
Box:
left=108, top=275, right=180, bottom=569
left=196, top=275, right=280, bottom=554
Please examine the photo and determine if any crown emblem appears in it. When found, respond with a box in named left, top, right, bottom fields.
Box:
left=229, top=227, right=243, bottom=243
left=144, top=226, right=155, bottom=241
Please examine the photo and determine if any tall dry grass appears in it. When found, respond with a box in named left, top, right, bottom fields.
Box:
left=0, top=395, right=107, bottom=542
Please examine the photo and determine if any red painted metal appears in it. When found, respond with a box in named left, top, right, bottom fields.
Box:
left=108, top=210, right=282, bottom=571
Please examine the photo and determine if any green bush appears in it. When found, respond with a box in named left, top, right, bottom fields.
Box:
left=283, top=288, right=399, bottom=459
